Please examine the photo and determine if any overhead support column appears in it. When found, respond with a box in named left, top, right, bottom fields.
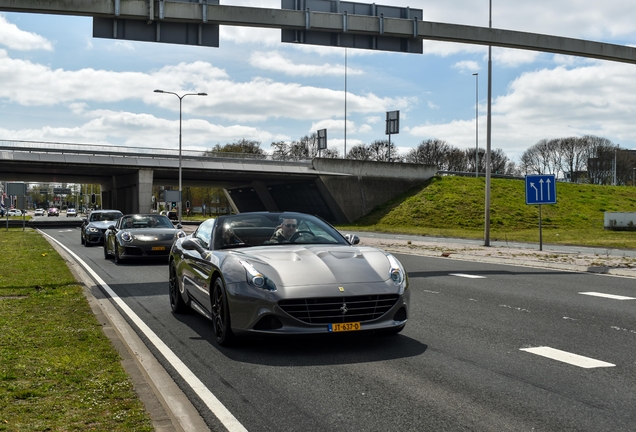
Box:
left=102, top=168, right=154, bottom=214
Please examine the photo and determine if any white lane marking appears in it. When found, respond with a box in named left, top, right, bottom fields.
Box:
left=520, top=346, right=615, bottom=369
left=39, top=230, right=248, bottom=432
left=449, top=273, right=486, bottom=279
left=579, top=292, right=636, bottom=300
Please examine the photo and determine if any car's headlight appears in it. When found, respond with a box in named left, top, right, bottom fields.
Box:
left=175, top=230, right=186, bottom=239
left=88, top=227, right=99, bottom=233
left=121, top=231, right=133, bottom=242
left=239, top=260, right=277, bottom=292
left=387, top=253, right=408, bottom=293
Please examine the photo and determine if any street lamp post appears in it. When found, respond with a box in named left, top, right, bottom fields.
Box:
left=484, top=0, right=493, bottom=247
left=153, top=89, right=207, bottom=224
left=472, top=72, right=478, bottom=177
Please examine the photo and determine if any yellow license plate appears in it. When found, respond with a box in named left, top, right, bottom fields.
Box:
left=151, top=246, right=166, bottom=251
left=329, top=322, right=361, bottom=332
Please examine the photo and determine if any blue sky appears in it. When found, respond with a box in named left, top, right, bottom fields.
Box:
left=1, top=0, right=635, bottom=163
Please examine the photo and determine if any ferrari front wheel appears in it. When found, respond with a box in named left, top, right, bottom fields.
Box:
left=169, top=262, right=187, bottom=314
left=211, top=278, right=235, bottom=346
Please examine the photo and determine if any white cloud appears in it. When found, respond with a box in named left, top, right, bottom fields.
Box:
left=249, top=51, right=363, bottom=77
left=309, top=119, right=356, bottom=134
left=492, top=48, right=541, bottom=68
left=408, top=60, right=636, bottom=160
left=0, top=15, right=53, bottom=51
left=106, top=40, right=135, bottom=52
left=453, top=60, right=480, bottom=73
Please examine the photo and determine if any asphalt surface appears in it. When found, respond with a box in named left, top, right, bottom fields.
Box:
left=38, top=222, right=636, bottom=431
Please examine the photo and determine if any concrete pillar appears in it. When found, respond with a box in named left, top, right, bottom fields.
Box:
left=137, top=169, right=153, bottom=214
left=102, top=169, right=154, bottom=214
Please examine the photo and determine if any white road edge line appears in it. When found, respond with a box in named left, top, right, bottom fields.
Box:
left=40, top=230, right=248, bottom=432
left=579, top=292, right=636, bottom=300
left=520, top=346, right=615, bottom=369
left=449, top=273, right=486, bottom=279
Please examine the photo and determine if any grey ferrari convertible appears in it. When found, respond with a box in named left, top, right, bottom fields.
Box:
left=169, top=212, right=410, bottom=346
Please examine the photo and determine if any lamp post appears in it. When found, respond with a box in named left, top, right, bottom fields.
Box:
left=153, top=89, right=207, bottom=224
left=472, top=72, right=478, bottom=177
left=484, top=0, right=493, bottom=246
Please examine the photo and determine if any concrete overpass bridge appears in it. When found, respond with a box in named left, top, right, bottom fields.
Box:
left=0, top=140, right=436, bottom=223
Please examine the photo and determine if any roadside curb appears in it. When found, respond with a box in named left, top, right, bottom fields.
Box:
left=45, top=235, right=211, bottom=432
left=375, top=244, right=636, bottom=279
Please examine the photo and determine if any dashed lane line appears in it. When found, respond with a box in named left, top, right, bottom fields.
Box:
left=520, top=346, right=615, bottom=369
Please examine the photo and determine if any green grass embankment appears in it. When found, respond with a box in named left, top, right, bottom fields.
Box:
left=341, top=176, right=636, bottom=249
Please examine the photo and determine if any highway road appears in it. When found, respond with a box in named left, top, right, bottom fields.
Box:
left=40, top=226, right=636, bottom=432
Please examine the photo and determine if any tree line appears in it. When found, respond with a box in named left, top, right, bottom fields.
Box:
left=206, top=134, right=636, bottom=185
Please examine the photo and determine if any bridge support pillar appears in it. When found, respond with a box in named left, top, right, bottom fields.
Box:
left=101, top=169, right=154, bottom=214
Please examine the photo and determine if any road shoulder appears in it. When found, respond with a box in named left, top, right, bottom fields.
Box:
left=45, top=234, right=210, bottom=432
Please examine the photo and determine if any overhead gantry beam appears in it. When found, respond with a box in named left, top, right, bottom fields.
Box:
left=0, top=0, right=635, bottom=64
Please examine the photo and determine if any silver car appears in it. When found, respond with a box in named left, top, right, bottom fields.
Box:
left=169, top=212, right=410, bottom=346
left=80, top=210, right=123, bottom=246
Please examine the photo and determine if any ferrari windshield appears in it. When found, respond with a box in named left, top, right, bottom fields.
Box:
left=214, top=212, right=348, bottom=249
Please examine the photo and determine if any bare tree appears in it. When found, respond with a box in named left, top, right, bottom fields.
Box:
left=584, top=135, right=616, bottom=185
left=557, top=137, right=588, bottom=182
left=404, top=139, right=451, bottom=168
left=446, top=148, right=468, bottom=172
left=206, top=139, right=265, bottom=156
left=346, top=144, right=371, bottom=160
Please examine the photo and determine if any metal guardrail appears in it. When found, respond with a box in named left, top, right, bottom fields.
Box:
left=0, top=139, right=312, bottom=166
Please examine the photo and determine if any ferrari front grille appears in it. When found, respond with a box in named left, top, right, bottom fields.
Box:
left=278, top=294, right=400, bottom=324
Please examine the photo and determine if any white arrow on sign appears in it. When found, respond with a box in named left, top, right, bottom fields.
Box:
left=530, top=182, right=538, bottom=200
left=539, top=179, right=544, bottom=201
left=546, top=178, right=551, bottom=201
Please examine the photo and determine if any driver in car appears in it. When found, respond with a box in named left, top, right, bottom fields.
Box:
left=268, top=218, right=299, bottom=243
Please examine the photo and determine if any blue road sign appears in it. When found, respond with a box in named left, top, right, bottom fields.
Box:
left=525, top=175, right=557, bottom=205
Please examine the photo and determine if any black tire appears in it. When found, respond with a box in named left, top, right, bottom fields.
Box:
left=81, top=234, right=85, bottom=245
left=211, top=278, right=235, bottom=346
left=169, top=262, right=188, bottom=314
left=114, top=243, right=124, bottom=264
left=103, top=241, right=110, bottom=259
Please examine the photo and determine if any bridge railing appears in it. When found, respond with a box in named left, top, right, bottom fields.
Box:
left=0, top=139, right=312, bottom=165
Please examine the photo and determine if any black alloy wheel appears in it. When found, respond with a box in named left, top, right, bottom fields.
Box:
left=114, top=243, right=124, bottom=264
left=169, top=262, right=187, bottom=313
left=211, top=278, right=235, bottom=346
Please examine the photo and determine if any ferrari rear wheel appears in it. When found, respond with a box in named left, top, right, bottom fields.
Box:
left=169, top=262, right=187, bottom=314
left=211, top=278, right=235, bottom=346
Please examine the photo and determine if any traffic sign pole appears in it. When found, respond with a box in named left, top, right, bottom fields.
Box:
left=539, top=205, right=543, bottom=251
left=525, top=174, right=556, bottom=251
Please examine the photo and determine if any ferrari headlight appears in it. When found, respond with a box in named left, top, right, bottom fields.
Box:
left=121, top=231, right=133, bottom=242
left=175, top=230, right=186, bottom=239
left=239, top=260, right=277, bottom=292
left=387, top=253, right=408, bottom=293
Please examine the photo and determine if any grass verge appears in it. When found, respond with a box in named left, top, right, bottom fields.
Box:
left=0, top=228, right=153, bottom=431
left=338, top=176, right=636, bottom=249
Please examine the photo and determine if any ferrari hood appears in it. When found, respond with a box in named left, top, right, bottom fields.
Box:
left=236, top=245, right=392, bottom=287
